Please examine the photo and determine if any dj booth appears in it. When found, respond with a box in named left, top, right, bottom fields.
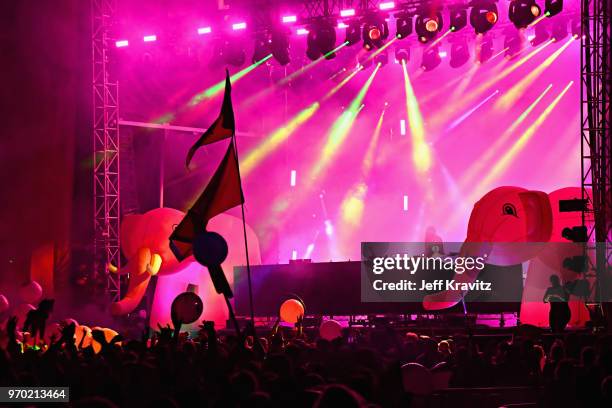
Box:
left=233, top=261, right=523, bottom=317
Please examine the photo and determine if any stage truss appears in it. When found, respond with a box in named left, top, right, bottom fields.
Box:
left=92, top=0, right=121, bottom=301
left=581, top=0, right=611, bottom=306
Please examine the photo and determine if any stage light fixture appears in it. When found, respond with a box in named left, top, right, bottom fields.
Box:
left=232, top=22, right=247, bottom=31
left=509, top=0, right=541, bottom=28
left=545, top=0, right=563, bottom=17
left=340, top=9, right=355, bottom=17
left=531, top=20, right=550, bottom=46
left=379, top=1, right=395, bottom=10
left=197, top=27, right=212, bottom=35
left=271, top=29, right=290, bottom=65
left=282, top=15, right=297, bottom=23
left=362, top=14, right=389, bottom=50
left=450, top=38, right=470, bottom=68
left=449, top=6, right=468, bottom=32
left=306, top=20, right=337, bottom=60
left=395, top=46, right=410, bottom=63
left=571, top=18, right=580, bottom=37
left=415, top=8, right=443, bottom=43
left=551, top=16, right=568, bottom=41
left=470, top=1, right=499, bottom=34
left=395, top=13, right=413, bottom=39
left=345, top=20, right=361, bottom=45
left=421, top=45, right=442, bottom=71
left=143, top=35, right=157, bottom=42
left=115, top=40, right=129, bottom=47
left=478, top=36, right=494, bottom=63
left=374, top=51, right=389, bottom=66
left=504, top=31, right=522, bottom=58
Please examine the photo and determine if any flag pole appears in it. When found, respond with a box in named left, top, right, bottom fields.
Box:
left=231, top=133, right=256, bottom=325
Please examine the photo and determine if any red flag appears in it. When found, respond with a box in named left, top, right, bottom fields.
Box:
left=185, top=70, right=235, bottom=168
left=170, top=139, right=244, bottom=261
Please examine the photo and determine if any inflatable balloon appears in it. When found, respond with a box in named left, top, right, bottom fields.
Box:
left=424, top=186, right=554, bottom=310
left=401, top=363, right=433, bottom=395
left=91, top=327, right=120, bottom=354
left=319, top=319, right=342, bottom=340
left=0, top=295, right=9, bottom=313
left=19, top=281, right=43, bottom=304
left=279, top=299, right=305, bottom=324
left=75, top=325, right=92, bottom=349
left=171, top=292, right=204, bottom=325
left=111, top=208, right=261, bottom=329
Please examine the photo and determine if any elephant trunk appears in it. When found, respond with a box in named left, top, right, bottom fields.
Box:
left=110, top=247, right=162, bottom=316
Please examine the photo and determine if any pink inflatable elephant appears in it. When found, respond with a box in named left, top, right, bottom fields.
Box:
left=111, top=208, right=260, bottom=328
left=424, top=186, right=553, bottom=310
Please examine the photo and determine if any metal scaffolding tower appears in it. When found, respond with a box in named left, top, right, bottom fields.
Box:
left=581, top=0, right=611, bottom=308
left=92, top=0, right=121, bottom=301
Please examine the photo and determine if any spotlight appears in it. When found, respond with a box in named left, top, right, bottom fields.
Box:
left=450, top=38, right=470, bottom=68
left=449, top=6, right=468, bottom=32
left=306, top=20, right=337, bottom=60
left=571, top=17, right=581, bottom=37
left=421, top=45, right=442, bottom=71
left=395, top=13, right=413, bottom=39
left=545, top=0, right=563, bottom=17
left=395, top=46, right=410, bottom=63
left=551, top=16, right=568, bottom=41
left=345, top=20, right=361, bottom=45
left=415, top=8, right=442, bottom=43
left=252, top=33, right=270, bottom=64
left=363, top=13, right=389, bottom=50
left=477, top=35, right=494, bottom=63
left=271, top=29, right=290, bottom=65
left=504, top=31, right=522, bottom=58
left=470, top=1, right=499, bottom=34
left=374, top=51, right=388, bottom=66
left=509, top=0, right=541, bottom=29
left=531, top=20, right=550, bottom=46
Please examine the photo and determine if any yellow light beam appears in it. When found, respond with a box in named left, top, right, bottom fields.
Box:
left=309, top=63, right=381, bottom=180
left=495, top=36, right=576, bottom=109
left=402, top=59, right=431, bottom=173
left=472, top=80, right=573, bottom=200
left=458, top=84, right=553, bottom=189
left=240, top=66, right=363, bottom=177
left=428, top=30, right=452, bottom=49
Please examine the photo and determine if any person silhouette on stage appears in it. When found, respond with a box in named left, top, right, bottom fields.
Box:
left=543, top=275, right=571, bottom=333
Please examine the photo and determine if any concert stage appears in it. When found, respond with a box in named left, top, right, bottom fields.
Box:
left=2, top=0, right=611, bottom=407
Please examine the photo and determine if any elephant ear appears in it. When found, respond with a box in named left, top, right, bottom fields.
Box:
left=120, top=213, right=146, bottom=259
left=518, top=190, right=553, bottom=242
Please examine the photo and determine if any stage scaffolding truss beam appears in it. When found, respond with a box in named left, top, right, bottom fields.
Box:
left=92, top=0, right=121, bottom=301
left=581, top=0, right=611, bottom=306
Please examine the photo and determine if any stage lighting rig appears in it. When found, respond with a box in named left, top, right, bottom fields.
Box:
left=345, top=20, right=361, bottom=45
left=544, top=0, right=563, bottom=17
left=415, top=7, right=443, bottom=43
left=551, top=15, right=568, bottom=41
left=509, top=0, right=542, bottom=29
left=449, top=6, right=468, bottom=32
left=374, top=51, right=389, bottom=66
left=271, top=28, right=290, bottom=65
left=395, top=13, right=413, bottom=39
left=395, top=46, right=410, bottom=63
left=421, top=45, right=442, bottom=71
left=306, top=20, right=337, bottom=60
left=504, top=31, right=522, bottom=58
left=362, top=13, right=389, bottom=50
left=477, top=35, right=494, bottom=63
left=531, top=19, right=550, bottom=46
left=469, top=0, right=499, bottom=34
left=450, top=37, right=470, bottom=67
